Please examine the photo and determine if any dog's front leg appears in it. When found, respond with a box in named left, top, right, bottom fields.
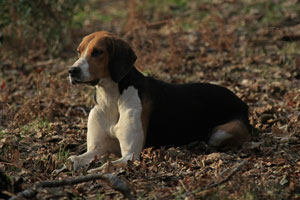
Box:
left=88, top=87, right=144, bottom=173
left=68, top=106, right=120, bottom=171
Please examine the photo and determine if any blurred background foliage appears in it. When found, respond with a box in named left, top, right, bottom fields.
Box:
left=1, top=0, right=299, bottom=57
left=0, top=0, right=84, bottom=58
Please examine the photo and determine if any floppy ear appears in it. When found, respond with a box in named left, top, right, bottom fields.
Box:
left=105, top=37, right=137, bottom=82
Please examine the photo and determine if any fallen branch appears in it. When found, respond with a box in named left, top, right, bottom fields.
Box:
left=183, top=160, right=248, bottom=197
left=9, top=173, right=134, bottom=200
left=206, top=160, right=248, bottom=189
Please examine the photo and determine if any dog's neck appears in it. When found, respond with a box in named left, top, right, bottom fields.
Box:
left=118, top=67, right=146, bottom=94
left=94, top=67, right=145, bottom=108
left=95, top=78, right=120, bottom=113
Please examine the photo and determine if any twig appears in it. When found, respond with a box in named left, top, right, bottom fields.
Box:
left=206, top=160, right=248, bottom=189
left=183, top=160, right=248, bottom=197
left=9, top=173, right=134, bottom=200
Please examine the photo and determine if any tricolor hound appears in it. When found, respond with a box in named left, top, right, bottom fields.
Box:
left=68, top=31, right=251, bottom=172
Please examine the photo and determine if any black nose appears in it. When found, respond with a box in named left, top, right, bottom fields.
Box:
left=69, top=67, right=81, bottom=76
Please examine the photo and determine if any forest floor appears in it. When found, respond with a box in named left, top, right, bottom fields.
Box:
left=1, top=0, right=300, bottom=199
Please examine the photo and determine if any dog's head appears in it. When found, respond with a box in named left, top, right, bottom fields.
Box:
left=69, top=31, right=137, bottom=85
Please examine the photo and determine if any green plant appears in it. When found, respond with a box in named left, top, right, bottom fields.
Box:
left=58, top=144, right=70, bottom=162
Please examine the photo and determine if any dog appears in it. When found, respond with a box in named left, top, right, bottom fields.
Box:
left=68, top=31, right=251, bottom=172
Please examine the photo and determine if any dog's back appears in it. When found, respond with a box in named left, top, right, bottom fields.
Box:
left=145, top=79, right=250, bottom=147
left=118, top=68, right=250, bottom=148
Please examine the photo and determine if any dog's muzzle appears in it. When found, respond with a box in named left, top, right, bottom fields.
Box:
left=69, top=67, right=81, bottom=77
left=68, top=67, right=99, bottom=86
left=69, top=67, right=81, bottom=84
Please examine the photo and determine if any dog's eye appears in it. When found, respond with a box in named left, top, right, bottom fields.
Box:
left=91, top=49, right=104, bottom=57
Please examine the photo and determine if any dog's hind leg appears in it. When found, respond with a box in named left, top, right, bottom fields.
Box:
left=208, top=119, right=251, bottom=150
left=68, top=106, right=121, bottom=171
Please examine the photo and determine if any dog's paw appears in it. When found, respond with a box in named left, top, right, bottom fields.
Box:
left=67, top=155, right=82, bottom=171
left=52, top=164, right=67, bottom=175
left=88, top=161, right=111, bottom=173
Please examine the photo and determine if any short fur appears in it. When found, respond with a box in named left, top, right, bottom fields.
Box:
left=118, top=68, right=251, bottom=148
left=68, top=31, right=251, bottom=172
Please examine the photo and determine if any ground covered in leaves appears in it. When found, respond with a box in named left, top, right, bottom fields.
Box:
left=1, top=0, right=300, bottom=199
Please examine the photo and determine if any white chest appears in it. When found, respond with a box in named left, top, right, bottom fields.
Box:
left=93, top=80, right=120, bottom=136
left=92, top=79, right=143, bottom=140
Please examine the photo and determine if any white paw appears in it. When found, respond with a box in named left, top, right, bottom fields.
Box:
left=67, top=155, right=82, bottom=171
left=87, top=163, right=107, bottom=173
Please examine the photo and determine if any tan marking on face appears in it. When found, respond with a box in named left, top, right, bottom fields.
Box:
left=76, top=31, right=114, bottom=82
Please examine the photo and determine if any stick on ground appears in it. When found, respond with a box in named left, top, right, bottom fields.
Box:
left=183, top=160, right=248, bottom=197
left=9, top=173, right=134, bottom=200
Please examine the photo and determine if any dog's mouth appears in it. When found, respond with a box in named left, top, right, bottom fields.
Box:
left=71, top=78, right=100, bottom=86
left=85, top=79, right=100, bottom=86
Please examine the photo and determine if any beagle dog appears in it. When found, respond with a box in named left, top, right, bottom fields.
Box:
left=68, top=31, right=251, bottom=172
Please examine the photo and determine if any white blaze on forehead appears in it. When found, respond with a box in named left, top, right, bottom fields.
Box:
left=72, top=39, right=91, bottom=81
left=70, top=38, right=95, bottom=81
left=83, top=40, right=91, bottom=58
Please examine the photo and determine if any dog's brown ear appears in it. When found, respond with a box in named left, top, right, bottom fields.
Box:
left=105, top=37, right=137, bottom=82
